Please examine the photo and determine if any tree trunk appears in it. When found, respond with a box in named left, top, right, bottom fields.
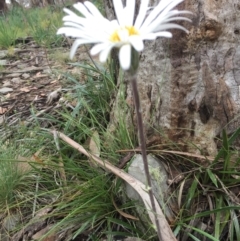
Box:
left=11, top=0, right=21, bottom=7
left=0, top=0, right=8, bottom=14
left=104, top=0, right=240, bottom=156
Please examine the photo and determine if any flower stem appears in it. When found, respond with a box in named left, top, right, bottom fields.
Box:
left=130, top=74, right=162, bottom=241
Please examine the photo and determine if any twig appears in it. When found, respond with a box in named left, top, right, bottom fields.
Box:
left=0, top=66, right=50, bottom=74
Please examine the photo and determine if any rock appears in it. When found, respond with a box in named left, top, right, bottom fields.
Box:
left=0, top=87, right=13, bottom=94
left=0, top=115, right=5, bottom=125
left=0, top=60, right=7, bottom=65
left=0, top=214, right=21, bottom=241
left=3, top=81, right=12, bottom=87
left=2, top=214, right=20, bottom=231
left=43, top=68, right=51, bottom=74
left=0, top=50, right=8, bottom=59
left=22, top=73, right=30, bottom=79
left=17, top=63, right=28, bottom=69
left=125, top=154, right=176, bottom=223
left=11, top=77, right=22, bottom=84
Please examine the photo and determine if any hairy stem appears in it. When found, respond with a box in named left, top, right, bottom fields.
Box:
left=130, top=74, right=162, bottom=241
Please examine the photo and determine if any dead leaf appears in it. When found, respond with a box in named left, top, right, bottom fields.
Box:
left=20, top=87, right=31, bottom=92
left=112, top=196, right=139, bottom=220
left=36, top=72, right=42, bottom=76
left=0, top=107, right=8, bottom=114
left=46, top=88, right=61, bottom=104
left=32, top=225, right=56, bottom=241
left=16, top=148, right=44, bottom=173
left=89, top=130, right=100, bottom=157
left=5, top=93, right=11, bottom=98
left=50, top=80, right=58, bottom=84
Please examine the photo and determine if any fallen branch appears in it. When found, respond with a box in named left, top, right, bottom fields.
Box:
left=1, top=66, right=50, bottom=74
left=49, top=130, right=177, bottom=241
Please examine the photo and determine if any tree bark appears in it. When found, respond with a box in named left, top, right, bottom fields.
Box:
left=0, top=0, right=8, bottom=14
left=104, top=0, right=240, bottom=156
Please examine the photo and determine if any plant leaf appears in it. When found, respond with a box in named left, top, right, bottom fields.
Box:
left=112, top=196, right=139, bottom=221
left=206, top=169, right=218, bottom=188
left=89, top=130, right=101, bottom=157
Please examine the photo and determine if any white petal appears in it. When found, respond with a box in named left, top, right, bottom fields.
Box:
left=90, top=43, right=109, bottom=55
left=153, top=23, right=189, bottom=33
left=134, top=0, right=149, bottom=29
left=73, top=2, right=91, bottom=18
left=158, top=0, right=184, bottom=20
left=84, top=1, right=103, bottom=18
left=141, top=0, right=183, bottom=30
left=163, top=10, right=192, bottom=19
left=118, top=29, right=129, bottom=42
left=70, top=39, right=96, bottom=59
left=57, top=25, right=100, bottom=40
left=63, top=7, right=76, bottom=16
left=129, top=36, right=144, bottom=51
left=62, top=15, right=86, bottom=26
left=119, top=44, right=131, bottom=70
left=113, top=0, right=124, bottom=26
left=143, top=31, right=172, bottom=40
left=154, top=31, right=173, bottom=38
left=99, top=45, right=114, bottom=63
left=57, top=27, right=85, bottom=37
left=125, top=0, right=135, bottom=26
left=62, top=21, right=84, bottom=30
left=162, top=16, right=192, bottom=23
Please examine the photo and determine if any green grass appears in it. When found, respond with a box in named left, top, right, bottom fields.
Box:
left=0, top=6, right=64, bottom=49
left=0, top=1, right=105, bottom=49
left=170, top=129, right=240, bottom=241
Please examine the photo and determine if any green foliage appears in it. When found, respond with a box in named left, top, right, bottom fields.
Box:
left=24, top=7, right=64, bottom=47
left=0, top=142, right=33, bottom=206
left=0, top=7, right=21, bottom=48
left=0, top=6, right=64, bottom=49
left=175, top=128, right=240, bottom=241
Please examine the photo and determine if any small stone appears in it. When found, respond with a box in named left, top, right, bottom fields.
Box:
left=125, top=154, right=176, bottom=223
left=11, top=77, right=22, bottom=84
left=0, top=50, right=8, bottom=59
left=43, top=68, right=51, bottom=74
left=3, top=81, right=12, bottom=87
left=17, top=64, right=28, bottom=69
left=0, top=60, right=7, bottom=65
left=22, top=73, right=30, bottom=79
left=2, top=214, right=20, bottom=231
left=0, top=87, right=13, bottom=94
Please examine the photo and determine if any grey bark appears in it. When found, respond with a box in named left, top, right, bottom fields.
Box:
left=0, top=0, right=8, bottom=13
left=105, top=0, right=240, bottom=156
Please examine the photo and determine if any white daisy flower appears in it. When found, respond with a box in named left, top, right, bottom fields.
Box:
left=57, top=0, right=191, bottom=71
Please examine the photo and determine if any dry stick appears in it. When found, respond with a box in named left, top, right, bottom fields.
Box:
left=49, top=130, right=177, bottom=241
left=130, top=74, right=162, bottom=241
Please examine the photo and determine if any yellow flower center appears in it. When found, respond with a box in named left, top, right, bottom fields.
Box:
left=109, top=26, right=139, bottom=42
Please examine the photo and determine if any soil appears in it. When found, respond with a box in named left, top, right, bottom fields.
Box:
left=0, top=38, right=91, bottom=136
